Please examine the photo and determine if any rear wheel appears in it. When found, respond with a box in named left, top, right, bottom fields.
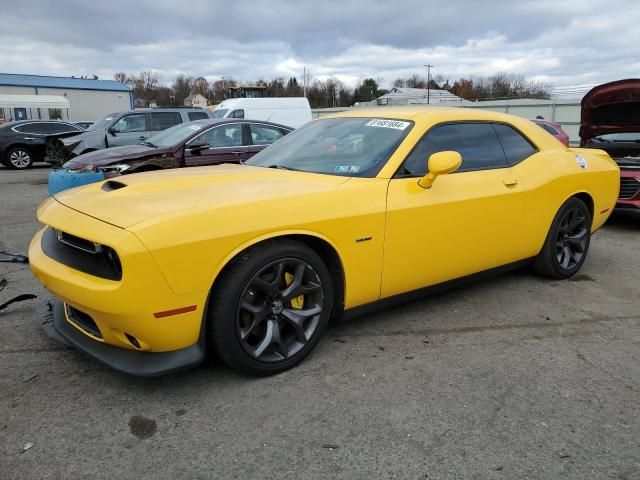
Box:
left=6, top=147, right=33, bottom=169
left=533, top=197, right=591, bottom=279
left=208, top=239, right=334, bottom=376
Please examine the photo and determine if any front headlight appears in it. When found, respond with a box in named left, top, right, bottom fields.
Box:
left=96, top=164, right=131, bottom=173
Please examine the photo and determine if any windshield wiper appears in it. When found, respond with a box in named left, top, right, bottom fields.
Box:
left=142, top=141, right=156, bottom=148
left=266, top=164, right=302, bottom=171
left=591, top=137, right=610, bottom=143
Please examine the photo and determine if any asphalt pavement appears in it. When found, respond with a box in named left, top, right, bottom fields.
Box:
left=1, top=166, right=639, bottom=479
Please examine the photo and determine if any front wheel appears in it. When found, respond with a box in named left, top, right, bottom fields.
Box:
left=208, top=239, right=334, bottom=376
left=533, top=197, right=591, bottom=279
left=6, top=147, right=33, bottom=169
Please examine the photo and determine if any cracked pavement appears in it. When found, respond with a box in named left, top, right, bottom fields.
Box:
left=1, top=167, right=639, bottom=479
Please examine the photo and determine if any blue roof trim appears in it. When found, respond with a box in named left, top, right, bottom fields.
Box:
left=0, top=73, right=132, bottom=92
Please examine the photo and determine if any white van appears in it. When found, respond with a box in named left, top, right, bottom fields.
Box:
left=211, top=97, right=312, bottom=128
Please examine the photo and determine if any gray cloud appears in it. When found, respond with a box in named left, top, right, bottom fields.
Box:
left=0, top=0, right=638, bottom=89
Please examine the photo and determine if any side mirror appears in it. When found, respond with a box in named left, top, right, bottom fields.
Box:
left=187, top=141, right=209, bottom=152
left=108, top=126, right=119, bottom=136
left=418, top=151, right=462, bottom=189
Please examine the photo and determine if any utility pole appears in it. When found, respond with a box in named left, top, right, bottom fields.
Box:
left=303, top=67, right=307, bottom=98
left=424, top=64, right=434, bottom=104
left=221, top=76, right=226, bottom=100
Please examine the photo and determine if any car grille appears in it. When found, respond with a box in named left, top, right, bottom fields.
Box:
left=41, top=227, right=122, bottom=280
left=620, top=177, right=640, bottom=200
left=65, top=304, right=102, bottom=338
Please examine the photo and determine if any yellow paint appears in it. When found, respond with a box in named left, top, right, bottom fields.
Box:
left=29, top=107, right=619, bottom=353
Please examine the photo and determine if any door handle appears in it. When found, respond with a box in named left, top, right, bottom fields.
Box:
left=230, top=151, right=244, bottom=155
left=138, top=136, right=147, bottom=140
left=23, top=137, right=35, bottom=140
left=503, top=177, right=518, bottom=187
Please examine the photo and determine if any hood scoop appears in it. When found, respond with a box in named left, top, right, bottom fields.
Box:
left=102, top=180, right=127, bottom=192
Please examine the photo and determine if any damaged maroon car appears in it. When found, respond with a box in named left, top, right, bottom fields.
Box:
left=580, top=79, right=640, bottom=211
left=50, top=119, right=293, bottom=193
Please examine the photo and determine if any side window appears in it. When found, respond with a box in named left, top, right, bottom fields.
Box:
left=46, top=122, right=81, bottom=134
left=249, top=124, right=285, bottom=145
left=399, top=123, right=508, bottom=176
left=188, top=111, right=209, bottom=121
left=113, top=114, right=147, bottom=133
left=493, top=124, right=537, bottom=165
left=539, top=123, right=558, bottom=135
left=229, top=109, right=245, bottom=119
left=196, top=124, right=243, bottom=148
left=15, top=123, right=43, bottom=134
left=150, top=112, right=182, bottom=131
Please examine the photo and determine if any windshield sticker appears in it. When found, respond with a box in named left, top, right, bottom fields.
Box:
left=575, top=154, right=587, bottom=169
left=365, top=119, right=410, bottom=130
left=335, top=165, right=361, bottom=173
left=188, top=125, right=202, bottom=131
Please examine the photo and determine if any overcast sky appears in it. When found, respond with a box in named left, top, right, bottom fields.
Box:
left=0, top=0, right=638, bottom=93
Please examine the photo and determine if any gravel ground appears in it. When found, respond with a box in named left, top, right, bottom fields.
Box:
left=1, top=166, right=639, bottom=480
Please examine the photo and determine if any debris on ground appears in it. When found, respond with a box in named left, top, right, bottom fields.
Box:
left=21, top=374, right=38, bottom=382
left=0, top=278, right=6, bottom=292
left=20, top=442, right=34, bottom=454
left=322, top=444, right=339, bottom=450
left=0, top=294, right=38, bottom=312
left=0, top=251, right=29, bottom=263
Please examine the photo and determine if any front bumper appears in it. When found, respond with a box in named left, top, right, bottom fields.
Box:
left=29, top=199, right=210, bottom=376
left=44, top=300, right=205, bottom=377
left=616, top=169, right=640, bottom=210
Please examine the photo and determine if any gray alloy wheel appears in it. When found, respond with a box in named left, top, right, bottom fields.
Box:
left=555, top=206, right=589, bottom=271
left=236, top=258, right=325, bottom=363
left=7, top=147, right=33, bottom=169
left=533, top=197, right=591, bottom=279
left=208, top=239, right=334, bottom=376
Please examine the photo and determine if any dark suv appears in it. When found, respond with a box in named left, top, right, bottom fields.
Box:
left=57, top=108, right=211, bottom=160
left=0, top=120, right=84, bottom=169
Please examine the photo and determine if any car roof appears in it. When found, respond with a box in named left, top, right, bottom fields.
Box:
left=187, top=118, right=294, bottom=130
left=0, top=119, right=76, bottom=129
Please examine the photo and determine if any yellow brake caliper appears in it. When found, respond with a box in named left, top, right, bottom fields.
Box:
left=285, top=272, right=305, bottom=309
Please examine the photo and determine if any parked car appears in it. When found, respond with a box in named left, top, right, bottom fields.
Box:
left=30, top=107, right=619, bottom=377
left=48, top=119, right=293, bottom=194
left=0, top=120, right=84, bottom=169
left=53, top=107, right=212, bottom=161
left=580, top=79, right=640, bottom=211
left=211, top=97, right=312, bottom=128
left=532, top=119, right=570, bottom=146
left=74, top=121, right=94, bottom=130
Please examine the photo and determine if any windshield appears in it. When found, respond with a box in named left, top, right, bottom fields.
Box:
left=88, top=113, right=118, bottom=131
left=210, top=109, right=229, bottom=118
left=592, top=132, right=640, bottom=143
left=245, top=118, right=413, bottom=177
left=145, top=122, right=207, bottom=147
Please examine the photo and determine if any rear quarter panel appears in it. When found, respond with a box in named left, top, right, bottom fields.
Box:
left=513, top=147, right=619, bottom=258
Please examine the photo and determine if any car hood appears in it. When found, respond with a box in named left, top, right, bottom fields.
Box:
left=52, top=164, right=351, bottom=229
left=63, top=144, right=166, bottom=169
left=580, top=79, right=640, bottom=143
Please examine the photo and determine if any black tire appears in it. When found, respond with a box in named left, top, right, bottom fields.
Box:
left=208, top=239, right=334, bottom=376
left=6, top=147, right=34, bottom=169
left=533, top=197, right=591, bottom=279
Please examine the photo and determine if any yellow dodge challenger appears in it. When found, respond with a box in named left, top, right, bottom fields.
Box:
left=29, top=108, right=619, bottom=377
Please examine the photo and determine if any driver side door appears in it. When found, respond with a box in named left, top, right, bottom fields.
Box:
left=381, top=122, right=528, bottom=298
left=183, top=123, right=249, bottom=166
left=107, top=113, right=150, bottom=147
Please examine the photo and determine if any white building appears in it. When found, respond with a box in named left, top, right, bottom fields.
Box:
left=375, top=87, right=463, bottom=105
left=0, top=73, right=133, bottom=122
left=184, top=93, right=208, bottom=108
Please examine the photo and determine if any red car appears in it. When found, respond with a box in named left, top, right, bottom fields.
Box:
left=580, top=79, right=640, bottom=211
left=532, top=119, right=570, bottom=146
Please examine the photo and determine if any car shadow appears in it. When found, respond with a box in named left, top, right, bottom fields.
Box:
left=603, top=210, right=640, bottom=231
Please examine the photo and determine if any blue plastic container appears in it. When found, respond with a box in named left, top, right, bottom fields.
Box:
left=48, top=169, right=106, bottom=196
